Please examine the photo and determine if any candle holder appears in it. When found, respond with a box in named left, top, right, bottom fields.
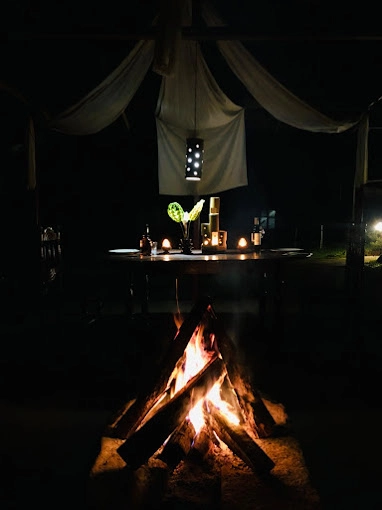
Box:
left=161, top=238, right=172, bottom=254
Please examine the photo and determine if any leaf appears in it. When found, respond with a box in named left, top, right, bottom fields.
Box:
left=167, top=202, right=184, bottom=223
left=189, top=199, right=205, bottom=221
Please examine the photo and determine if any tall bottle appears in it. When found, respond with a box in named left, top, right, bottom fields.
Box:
left=140, top=223, right=152, bottom=255
left=251, top=217, right=261, bottom=252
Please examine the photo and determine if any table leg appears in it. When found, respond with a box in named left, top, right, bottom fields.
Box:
left=258, top=261, right=284, bottom=341
left=141, top=273, right=149, bottom=316
left=124, top=270, right=135, bottom=318
left=258, top=270, right=267, bottom=330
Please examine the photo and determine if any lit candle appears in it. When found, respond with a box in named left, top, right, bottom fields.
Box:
left=237, top=237, right=248, bottom=251
left=211, top=231, right=219, bottom=246
left=161, top=238, right=172, bottom=253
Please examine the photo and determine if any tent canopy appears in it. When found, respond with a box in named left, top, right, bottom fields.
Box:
left=46, top=0, right=361, bottom=197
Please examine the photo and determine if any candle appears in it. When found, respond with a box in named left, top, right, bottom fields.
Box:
left=237, top=237, right=248, bottom=250
left=161, top=238, right=171, bottom=253
left=211, top=231, right=219, bottom=246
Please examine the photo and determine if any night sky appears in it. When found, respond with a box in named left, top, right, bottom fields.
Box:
left=2, top=1, right=382, bottom=251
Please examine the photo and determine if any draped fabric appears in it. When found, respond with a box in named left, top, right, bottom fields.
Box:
left=47, top=0, right=365, bottom=197
left=201, top=2, right=359, bottom=134
left=49, top=39, right=155, bottom=135
left=152, top=0, right=188, bottom=77
left=156, top=40, right=247, bottom=195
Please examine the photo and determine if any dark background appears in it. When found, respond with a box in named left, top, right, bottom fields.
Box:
left=2, top=0, right=382, bottom=253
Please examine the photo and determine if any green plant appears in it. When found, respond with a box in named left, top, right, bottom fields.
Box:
left=310, top=245, right=347, bottom=259
left=365, top=229, right=382, bottom=255
left=167, top=199, right=205, bottom=240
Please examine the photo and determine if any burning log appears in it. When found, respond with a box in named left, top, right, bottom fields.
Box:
left=158, top=419, right=196, bottom=469
left=188, top=423, right=216, bottom=463
left=106, top=297, right=214, bottom=439
left=117, top=356, right=226, bottom=469
left=212, top=315, right=276, bottom=438
left=207, top=402, right=275, bottom=475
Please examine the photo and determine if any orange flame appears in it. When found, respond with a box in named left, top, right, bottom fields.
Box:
left=169, top=315, right=242, bottom=436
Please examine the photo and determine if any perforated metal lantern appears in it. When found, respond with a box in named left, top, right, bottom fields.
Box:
left=185, top=137, right=204, bottom=181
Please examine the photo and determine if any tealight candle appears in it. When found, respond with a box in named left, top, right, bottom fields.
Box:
left=161, top=238, right=171, bottom=253
left=237, top=237, right=248, bottom=250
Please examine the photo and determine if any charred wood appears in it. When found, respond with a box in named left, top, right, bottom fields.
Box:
left=158, top=419, right=196, bottom=470
left=117, top=356, right=226, bottom=469
left=212, top=314, right=276, bottom=438
left=107, top=297, right=213, bottom=439
left=188, top=423, right=216, bottom=464
left=126, top=462, right=169, bottom=510
left=207, top=402, right=275, bottom=475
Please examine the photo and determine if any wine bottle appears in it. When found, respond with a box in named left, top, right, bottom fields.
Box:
left=251, top=217, right=261, bottom=252
left=140, top=224, right=152, bottom=255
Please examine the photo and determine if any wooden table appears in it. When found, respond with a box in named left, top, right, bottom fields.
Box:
left=106, top=249, right=311, bottom=326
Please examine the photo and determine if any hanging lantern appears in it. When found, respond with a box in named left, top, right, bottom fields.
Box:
left=185, top=137, right=204, bottom=181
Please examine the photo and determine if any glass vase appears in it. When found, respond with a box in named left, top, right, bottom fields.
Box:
left=179, top=237, right=193, bottom=255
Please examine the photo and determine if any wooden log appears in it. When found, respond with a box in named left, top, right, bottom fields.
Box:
left=106, top=297, right=214, bottom=439
left=126, top=461, right=170, bottom=510
left=207, top=401, right=275, bottom=475
left=211, top=313, right=276, bottom=438
left=117, top=356, right=226, bottom=469
left=188, top=423, right=216, bottom=463
left=219, top=374, right=246, bottom=422
left=158, top=419, right=196, bottom=470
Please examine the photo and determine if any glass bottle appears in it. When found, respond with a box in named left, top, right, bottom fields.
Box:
left=140, top=224, right=152, bottom=255
left=251, top=217, right=261, bottom=252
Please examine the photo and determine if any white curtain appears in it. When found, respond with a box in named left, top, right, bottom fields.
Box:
left=201, top=1, right=359, bottom=134
left=155, top=39, right=247, bottom=195
left=49, top=39, right=155, bottom=135
left=47, top=0, right=365, bottom=197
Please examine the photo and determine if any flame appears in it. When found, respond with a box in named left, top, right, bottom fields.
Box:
left=238, top=237, right=248, bottom=248
left=171, top=324, right=215, bottom=395
left=169, top=316, right=242, bottom=437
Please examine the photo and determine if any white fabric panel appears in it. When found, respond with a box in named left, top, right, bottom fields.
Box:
left=202, top=2, right=359, bottom=134
left=157, top=111, right=247, bottom=195
left=152, top=0, right=189, bottom=77
left=156, top=39, right=248, bottom=195
left=49, top=39, right=155, bottom=135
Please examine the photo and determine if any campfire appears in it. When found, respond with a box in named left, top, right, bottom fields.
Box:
left=88, top=298, right=321, bottom=509
left=105, top=297, right=280, bottom=474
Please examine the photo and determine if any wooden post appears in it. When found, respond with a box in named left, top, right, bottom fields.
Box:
left=346, top=185, right=365, bottom=293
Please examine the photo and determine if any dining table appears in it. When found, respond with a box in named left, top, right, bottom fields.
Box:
left=105, top=248, right=312, bottom=331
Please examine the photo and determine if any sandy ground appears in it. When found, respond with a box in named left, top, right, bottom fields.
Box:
left=0, top=257, right=381, bottom=509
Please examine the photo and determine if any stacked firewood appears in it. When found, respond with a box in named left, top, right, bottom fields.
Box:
left=105, top=297, right=278, bottom=477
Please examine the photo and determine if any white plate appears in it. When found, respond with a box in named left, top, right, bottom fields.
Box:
left=108, top=248, right=139, bottom=254
left=282, top=251, right=313, bottom=257
left=270, top=247, right=304, bottom=252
